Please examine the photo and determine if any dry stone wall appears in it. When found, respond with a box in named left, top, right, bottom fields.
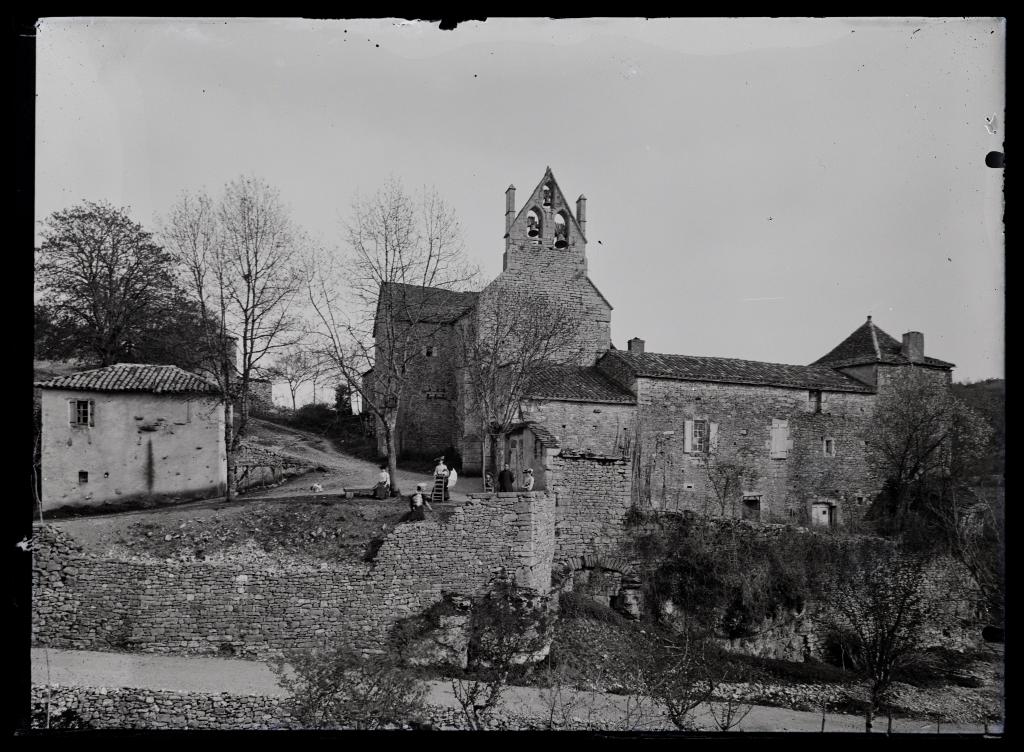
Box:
left=550, top=454, right=633, bottom=563
left=33, top=492, right=554, bottom=659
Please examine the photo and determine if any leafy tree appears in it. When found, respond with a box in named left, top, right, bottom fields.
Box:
left=35, top=201, right=184, bottom=366
left=867, top=368, right=992, bottom=535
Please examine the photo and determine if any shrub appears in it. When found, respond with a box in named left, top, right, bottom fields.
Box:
left=272, top=644, right=428, bottom=730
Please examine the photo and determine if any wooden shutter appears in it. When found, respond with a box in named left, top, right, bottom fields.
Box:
left=684, top=420, right=694, bottom=453
left=709, top=422, right=719, bottom=453
left=68, top=399, right=76, bottom=425
left=770, top=419, right=789, bottom=459
left=88, top=400, right=95, bottom=427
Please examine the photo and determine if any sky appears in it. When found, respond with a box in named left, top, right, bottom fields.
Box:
left=35, top=17, right=1005, bottom=406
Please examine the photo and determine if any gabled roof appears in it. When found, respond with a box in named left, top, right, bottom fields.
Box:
left=507, top=167, right=587, bottom=243
left=375, top=282, right=479, bottom=325
left=602, top=350, right=875, bottom=394
left=525, top=364, right=637, bottom=403
left=34, top=363, right=220, bottom=394
left=811, top=317, right=955, bottom=369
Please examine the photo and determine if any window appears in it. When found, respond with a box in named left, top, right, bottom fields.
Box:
left=69, top=399, right=94, bottom=427
left=809, top=390, right=822, bottom=413
left=684, top=419, right=718, bottom=454
left=742, top=495, right=762, bottom=521
left=423, top=345, right=437, bottom=357
left=78, top=471, right=89, bottom=484
left=769, top=419, right=790, bottom=459
left=692, top=419, right=708, bottom=453
left=425, top=390, right=447, bottom=401
left=823, top=437, right=836, bottom=457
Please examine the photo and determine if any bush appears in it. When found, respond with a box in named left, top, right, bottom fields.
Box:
left=272, top=644, right=428, bottom=730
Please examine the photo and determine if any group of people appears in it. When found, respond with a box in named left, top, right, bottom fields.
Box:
left=375, top=456, right=534, bottom=523
left=488, top=464, right=534, bottom=492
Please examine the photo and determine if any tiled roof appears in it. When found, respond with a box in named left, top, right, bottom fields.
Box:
left=34, top=364, right=220, bottom=394
left=811, top=318, right=954, bottom=369
left=524, top=364, right=637, bottom=403
left=602, top=350, right=874, bottom=393
left=377, top=282, right=479, bottom=324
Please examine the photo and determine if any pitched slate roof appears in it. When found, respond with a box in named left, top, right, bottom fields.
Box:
left=811, top=317, right=955, bottom=369
left=602, top=350, right=874, bottom=393
left=34, top=363, right=220, bottom=394
left=524, top=364, right=637, bottom=403
left=377, top=282, right=479, bottom=324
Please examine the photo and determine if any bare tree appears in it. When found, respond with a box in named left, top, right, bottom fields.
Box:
left=702, top=454, right=757, bottom=519
left=162, top=177, right=303, bottom=453
left=453, top=282, right=586, bottom=480
left=820, top=549, right=935, bottom=732
left=638, top=630, right=719, bottom=731
left=304, top=178, right=477, bottom=495
left=451, top=577, right=552, bottom=730
left=265, top=344, right=321, bottom=410
left=272, top=644, right=428, bottom=729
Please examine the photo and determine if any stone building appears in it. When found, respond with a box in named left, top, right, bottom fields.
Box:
left=35, top=364, right=227, bottom=511
left=371, top=169, right=955, bottom=526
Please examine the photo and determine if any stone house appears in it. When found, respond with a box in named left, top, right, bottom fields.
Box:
left=35, top=363, right=227, bottom=511
left=370, top=169, right=955, bottom=526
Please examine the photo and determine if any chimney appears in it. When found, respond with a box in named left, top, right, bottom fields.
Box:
left=576, top=194, right=587, bottom=236
left=505, top=184, right=516, bottom=233
left=628, top=337, right=645, bottom=354
left=901, top=331, right=924, bottom=362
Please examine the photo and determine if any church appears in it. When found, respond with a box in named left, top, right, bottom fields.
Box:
left=372, top=168, right=955, bottom=527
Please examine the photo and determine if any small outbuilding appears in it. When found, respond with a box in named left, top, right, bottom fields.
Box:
left=35, top=363, right=227, bottom=511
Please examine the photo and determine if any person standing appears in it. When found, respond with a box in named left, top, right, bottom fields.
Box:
left=521, top=468, right=535, bottom=492
left=433, top=456, right=450, bottom=502
left=497, top=463, right=515, bottom=492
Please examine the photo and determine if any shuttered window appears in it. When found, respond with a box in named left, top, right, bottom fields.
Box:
left=684, top=419, right=719, bottom=454
left=770, top=419, right=790, bottom=459
left=69, top=399, right=94, bottom=427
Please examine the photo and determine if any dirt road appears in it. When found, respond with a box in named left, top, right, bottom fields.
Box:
left=30, top=648, right=999, bottom=734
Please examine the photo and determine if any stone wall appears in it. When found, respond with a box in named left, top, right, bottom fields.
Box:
left=28, top=685, right=542, bottom=731
left=520, top=399, right=635, bottom=457
left=31, top=685, right=298, bottom=730
left=40, top=390, right=227, bottom=511
left=626, top=378, right=879, bottom=526
left=33, top=491, right=555, bottom=658
left=550, top=453, right=633, bottom=562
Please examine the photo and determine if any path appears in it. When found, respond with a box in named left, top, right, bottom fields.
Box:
left=243, top=419, right=482, bottom=501
left=30, top=649, right=1000, bottom=734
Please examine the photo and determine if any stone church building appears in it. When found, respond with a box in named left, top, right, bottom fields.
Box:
left=372, top=168, right=954, bottom=527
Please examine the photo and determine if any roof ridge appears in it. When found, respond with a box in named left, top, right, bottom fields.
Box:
left=868, top=317, right=882, bottom=359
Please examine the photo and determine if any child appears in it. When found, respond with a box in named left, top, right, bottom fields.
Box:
left=409, top=483, right=433, bottom=521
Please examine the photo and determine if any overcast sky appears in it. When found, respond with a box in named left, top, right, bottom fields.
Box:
left=35, top=17, right=1005, bottom=403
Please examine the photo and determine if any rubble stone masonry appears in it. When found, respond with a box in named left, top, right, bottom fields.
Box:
left=33, top=491, right=553, bottom=659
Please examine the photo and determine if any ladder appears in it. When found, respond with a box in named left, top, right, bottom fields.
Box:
left=430, top=473, right=447, bottom=505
